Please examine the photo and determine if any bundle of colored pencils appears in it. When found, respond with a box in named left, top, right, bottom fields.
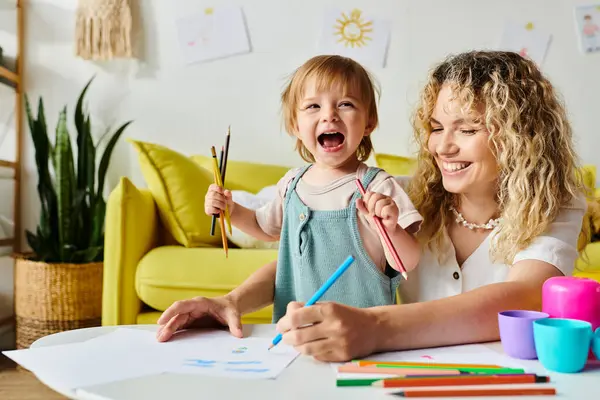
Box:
left=336, top=360, right=556, bottom=397
left=210, top=126, right=232, bottom=257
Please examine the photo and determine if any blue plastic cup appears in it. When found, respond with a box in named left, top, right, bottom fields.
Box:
left=533, top=318, right=593, bottom=373
left=593, top=327, right=600, bottom=360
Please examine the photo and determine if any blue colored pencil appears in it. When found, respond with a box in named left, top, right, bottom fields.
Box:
left=268, top=255, right=355, bottom=350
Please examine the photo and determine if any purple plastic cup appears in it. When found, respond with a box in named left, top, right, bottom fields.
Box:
left=498, top=310, right=549, bottom=359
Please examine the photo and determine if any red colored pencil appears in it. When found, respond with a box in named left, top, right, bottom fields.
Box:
left=355, top=179, right=407, bottom=279
left=373, top=374, right=549, bottom=388
left=391, top=387, right=556, bottom=397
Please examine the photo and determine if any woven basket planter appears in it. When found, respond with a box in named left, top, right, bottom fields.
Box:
left=14, top=256, right=103, bottom=349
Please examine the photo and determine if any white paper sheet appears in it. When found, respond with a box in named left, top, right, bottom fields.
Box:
left=498, top=21, right=551, bottom=66
left=2, top=328, right=299, bottom=391
left=335, top=344, right=529, bottom=380
left=175, top=6, right=251, bottom=65
left=162, top=330, right=299, bottom=379
left=2, top=329, right=170, bottom=391
left=574, top=4, right=600, bottom=54
left=317, top=8, right=391, bottom=68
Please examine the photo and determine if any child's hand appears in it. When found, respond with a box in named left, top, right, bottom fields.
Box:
left=205, top=184, right=234, bottom=216
left=356, top=191, right=399, bottom=233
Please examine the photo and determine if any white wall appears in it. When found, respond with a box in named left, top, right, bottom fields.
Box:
left=0, top=0, right=599, bottom=345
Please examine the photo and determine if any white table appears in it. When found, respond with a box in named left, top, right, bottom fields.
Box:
left=31, top=324, right=600, bottom=400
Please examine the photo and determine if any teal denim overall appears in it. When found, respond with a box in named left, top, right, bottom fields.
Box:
left=272, top=165, right=401, bottom=322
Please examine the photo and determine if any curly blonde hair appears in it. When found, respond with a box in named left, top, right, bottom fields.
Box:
left=408, top=51, right=588, bottom=264
left=280, top=55, right=379, bottom=163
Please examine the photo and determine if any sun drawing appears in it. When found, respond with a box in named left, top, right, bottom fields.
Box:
left=333, top=9, right=373, bottom=48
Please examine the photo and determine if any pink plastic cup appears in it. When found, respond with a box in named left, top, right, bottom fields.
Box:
left=542, top=276, right=600, bottom=331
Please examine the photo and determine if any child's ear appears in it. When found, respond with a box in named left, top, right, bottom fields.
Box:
left=364, top=120, right=376, bottom=136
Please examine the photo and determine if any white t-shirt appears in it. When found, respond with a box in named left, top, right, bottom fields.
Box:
left=396, top=177, right=587, bottom=304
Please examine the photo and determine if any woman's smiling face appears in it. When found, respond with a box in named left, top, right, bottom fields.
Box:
left=427, top=84, right=498, bottom=196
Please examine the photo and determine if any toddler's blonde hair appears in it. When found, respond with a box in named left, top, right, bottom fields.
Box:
left=408, top=50, right=588, bottom=264
left=281, top=55, right=380, bottom=163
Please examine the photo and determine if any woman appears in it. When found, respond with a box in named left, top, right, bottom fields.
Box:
left=156, top=51, right=588, bottom=362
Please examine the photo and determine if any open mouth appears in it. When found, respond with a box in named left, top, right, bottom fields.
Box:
left=441, top=161, right=472, bottom=174
left=318, top=132, right=345, bottom=151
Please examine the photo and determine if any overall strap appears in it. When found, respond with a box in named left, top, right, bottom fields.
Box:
left=352, top=166, right=383, bottom=202
left=283, top=164, right=312, bottom=207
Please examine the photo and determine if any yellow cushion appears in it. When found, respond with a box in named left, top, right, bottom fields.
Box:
left=190, top=155, right=290, bottom=194
left=135, top=246, right=277, bottom=323
left=130, top=140, right=219, bottom=247
left=130, top=140, right=291, bottom=248
left=374, top=153, right=418, bottom=176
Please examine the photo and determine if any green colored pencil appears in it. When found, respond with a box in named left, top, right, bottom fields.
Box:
left=370, top=364, right=524, bottom=374
left=337, top=378, right=382, bottom=387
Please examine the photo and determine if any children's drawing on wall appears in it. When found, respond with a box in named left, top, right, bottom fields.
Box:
left=574, top=4, right=600, bottom=54
left=175, top=6, right=251, bottom=65
left=498, top=21, right=551, bottom=67
left=317, top=8, right=391, bottom=68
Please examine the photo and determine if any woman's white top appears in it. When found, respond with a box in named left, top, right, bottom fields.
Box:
left=396, top=177, right=587, bottom=304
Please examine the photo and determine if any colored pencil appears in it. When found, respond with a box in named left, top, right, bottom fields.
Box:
left=268, top=255, right=355, bottom=350
left=338, top=365, right=461, bottom=376
left=369, top=364, right=524, bottom=374
left=210, top=145, right=224, bottom=236
left=336, top=376, right=457, bottom=387
left=354, top=360, right=503, bottom=368
left=211, top=146, right=229, bottom=257
left=372, top=374, right=549, bottom=388
left=390, top=387, right=557, bottom=397
left=222, top=126, right=232, bottom=234
left=355, top=179, right=407, bottom=280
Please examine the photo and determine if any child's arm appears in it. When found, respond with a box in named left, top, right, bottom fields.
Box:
left=225, top=259, right=277, bottom=315
left=381, top=223, right=421, bottom=273
left=357, top=193, right=420, bottom=271
left=230, top=201, right=279, bottom=242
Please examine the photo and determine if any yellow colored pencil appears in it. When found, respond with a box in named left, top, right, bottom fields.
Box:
left=211, top=146, right=229, bottom=257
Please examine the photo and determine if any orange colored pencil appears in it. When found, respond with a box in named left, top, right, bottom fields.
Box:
left=355, top=179, right=407, bottom=280
left=338, top=364, right=461, bottom=376
left=373, top=374, right=549, bottom=388
left=355, top=360, right=503, bottom=368
left=391, top=387, right=556, bottom=397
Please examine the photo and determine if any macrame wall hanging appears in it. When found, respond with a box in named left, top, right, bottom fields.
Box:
left=75, top=0, right=134, bottom=60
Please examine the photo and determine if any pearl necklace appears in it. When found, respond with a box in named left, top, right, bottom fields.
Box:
left=450, top=207, right=501, bottom=230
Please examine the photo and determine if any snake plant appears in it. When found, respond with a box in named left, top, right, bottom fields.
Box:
left=24, top=77, right=132, bottom=263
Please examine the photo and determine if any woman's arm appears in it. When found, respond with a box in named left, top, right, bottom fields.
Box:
left=375, top=260, right=561, bottom=351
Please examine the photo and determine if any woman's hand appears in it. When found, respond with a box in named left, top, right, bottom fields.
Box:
left=204, top=184, right=235, bottom=216
left=156, top=295, right=243, bottom=342
left=275, top=301, right=381, bottom=362
left=356, top=192, right=399, bottom=233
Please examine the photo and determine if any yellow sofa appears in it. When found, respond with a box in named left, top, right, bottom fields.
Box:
left=102, top=149, right=291, bottom=326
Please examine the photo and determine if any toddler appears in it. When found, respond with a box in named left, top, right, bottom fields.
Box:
left=205, top=55, right=423, bottom=321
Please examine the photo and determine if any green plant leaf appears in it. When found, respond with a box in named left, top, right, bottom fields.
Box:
left=75, top=76, right=94, bottom=192
left=89, top=199, right=106, bottom=247
left=96, top=121, right=132, bottom=200
left=54, top=107, right=75, bottom=260
left=72, top=246, right=103, bottom=263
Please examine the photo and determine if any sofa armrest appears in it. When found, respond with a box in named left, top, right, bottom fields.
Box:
left=102, top=177, right=159, bottom=325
